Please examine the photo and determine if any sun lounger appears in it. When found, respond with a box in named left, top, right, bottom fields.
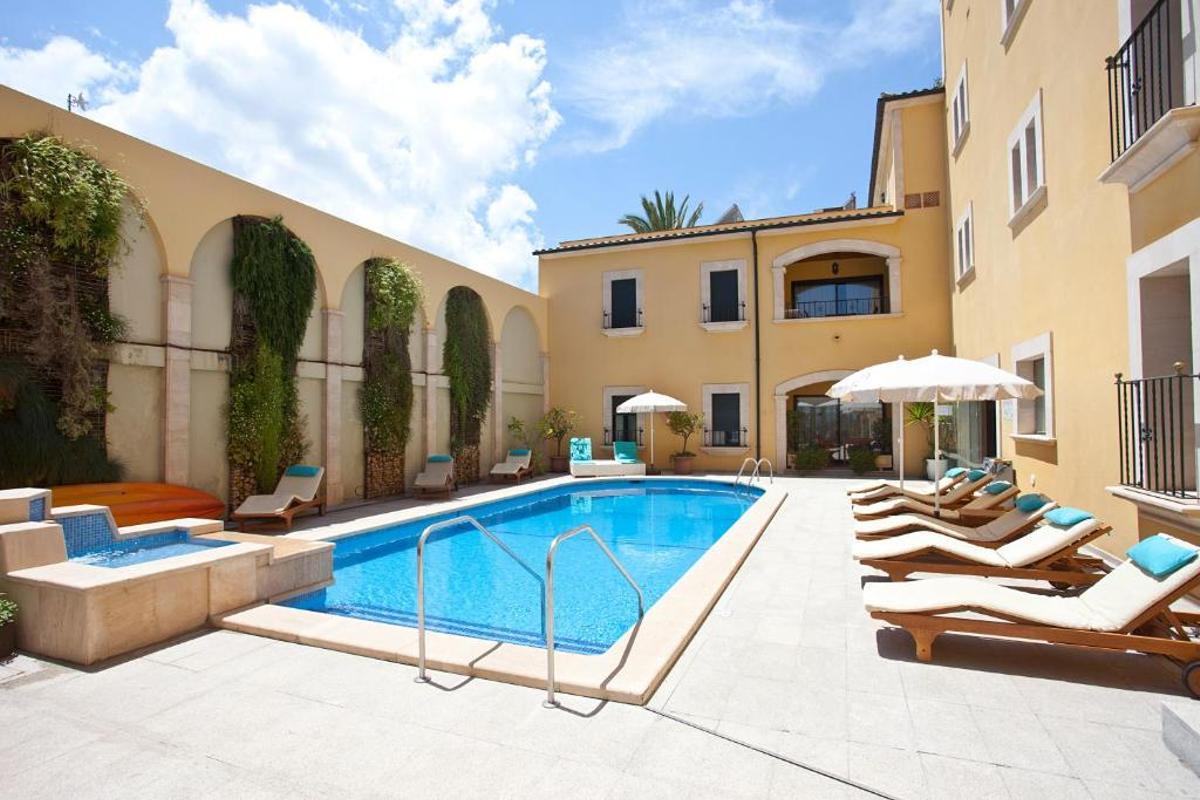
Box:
left=232, top=465, right=325, bottom=531
left=850, top=468, right=983, bottom=504
left=490, top=449, right=533, bottom=483
left=855, top=494, right=1056, bottom=542
left=854, top=514, right=1110, bottom=585
left=864, top=533, right=1200, bottom=697
left=569, top=437, right=647, bottom=478
left=854, top=480, right=1016, bottom=520
left=414, top=455, right=456, bottom=496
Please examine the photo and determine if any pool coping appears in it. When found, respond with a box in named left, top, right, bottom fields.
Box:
left=217, top=476, right=787, bottom=704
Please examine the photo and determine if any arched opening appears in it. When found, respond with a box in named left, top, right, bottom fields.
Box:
left=774, top=370, right=897, bottom=472
left=499, top=305, right=544, bottom=454
left=771, top=239, right=902, bottom=321
left=435, top=286, right=494, bottom=482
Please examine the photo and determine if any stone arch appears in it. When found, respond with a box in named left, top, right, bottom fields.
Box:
left=110, top=198, right=167, bottom=344
left=772, top=369, right=900, bottom=471
left=771, top=238, right=903, bottom=319
left=499, top=305, right=542, bottom=385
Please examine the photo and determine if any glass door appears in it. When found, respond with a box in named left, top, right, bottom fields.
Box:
left=789, top=396, right=888, bottom=466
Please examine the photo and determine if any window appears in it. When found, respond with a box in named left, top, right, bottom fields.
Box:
left=1007, top=90, right=1046, bottom=225
left=1001, top=0, right=1030, bottom=47
left=602, top=269, right=644, bottom=334
left=603, top=385, right=645, bottom=447
left=955, top=203, right=974, bottom=280
left=951, top=64, right=970, bottom=154
left=702, top=383, right=749, bottom=449
left=1011, top=332, right=1054, bottom=440
left=699, top=260, right=747, bottom=329
left=790, top=277, right=885, bottom=318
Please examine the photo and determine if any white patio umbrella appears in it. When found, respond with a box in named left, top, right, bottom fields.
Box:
left=616, top=390, right=687, bottom=473
left=827, top=350, right=1042, bottom=514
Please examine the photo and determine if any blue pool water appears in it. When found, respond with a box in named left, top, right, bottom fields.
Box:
left=71, top=529, right=233, bottom=568
left=284, top=479, right=762, bottom=654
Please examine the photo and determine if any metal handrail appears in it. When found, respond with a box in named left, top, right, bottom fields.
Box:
left=415, top=515, right=543, bottom=683
left=734, top=457, right=774, bottom=486
left=755, top=458, right=775, bottom=484
left=734, top=457, right=757, bottom=485
left=543, top=524, right=644, bottom=708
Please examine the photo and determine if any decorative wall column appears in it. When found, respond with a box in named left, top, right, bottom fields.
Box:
left=541, top=352, right=551, bottom=413
left=161, top=275, right=193, bottom=486
left=323, top=309, right=344, bottom=506
left=424, top=326, right=438, bottom=456
left=773, top=394, right=788, bottom=467
left=886, top=256, right=903, bottom=313
left=771, top=265, right=786, bottom=321
left=492, top=342, right=504, bottom=463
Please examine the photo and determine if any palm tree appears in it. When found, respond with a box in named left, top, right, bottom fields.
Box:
left=617, top=191, right=704, bottom=233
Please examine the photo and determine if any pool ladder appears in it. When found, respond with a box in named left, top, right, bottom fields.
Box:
left=735, top=457, right=774, bottom=486
left=413, top=515, right=645, bottom=709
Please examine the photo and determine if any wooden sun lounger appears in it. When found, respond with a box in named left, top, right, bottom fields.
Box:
left=855, top=500, right=1056, bottom=545
left=413, top=457, right=457, bottom=498
left=232, top=466, right=326, bottom=532
left=490, top=450, right=533, bottom=484
left=853, top=481, right=1017, bottom=521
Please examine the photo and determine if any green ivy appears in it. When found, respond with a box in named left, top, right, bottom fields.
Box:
left=360, top=259, right=421, bottom=458
left=230, top=216, right=316, bottom=363
left=227, top=344, right=286, bottom=491
left=366, top=258, right=422, bottom=334
left=443, top=286, right=492, bottom=453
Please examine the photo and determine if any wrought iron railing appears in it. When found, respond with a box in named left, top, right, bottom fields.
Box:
left=603, top=426, right=644, bottom=447
left=701, top=301, right=746, bottom=324
left=602, top=308, right=643, bottom=330
left=1106, top=0, right=1180, bottom=161
left=1115, top=369, right=1198, bottom=499
left=785, top=295, right=883, bottom=320
left=704, top=427, right=748, bottom=448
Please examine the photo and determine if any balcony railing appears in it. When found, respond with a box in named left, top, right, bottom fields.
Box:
left=602, top=426, right=644, bottom=447
left=1106, top=0, right=1179, bottom=161
left=784, top=296, right=884, bottom=320
left=602, top=308, right=643, bottom=330
left=701, top=301, right=746, bottom=324
left=1115, top=370, right=1198, bottom=500
left=704, top=428, right=748, bottom=448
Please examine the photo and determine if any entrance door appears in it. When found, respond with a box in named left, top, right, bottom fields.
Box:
left=789, top=396, right=888, bottom=466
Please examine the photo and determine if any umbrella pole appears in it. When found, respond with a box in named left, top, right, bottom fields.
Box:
left=898, top=403, right=905, bottom=491
left=650, top=417, right=655, bottom=473
left=934, top=390, right=941, bottom=517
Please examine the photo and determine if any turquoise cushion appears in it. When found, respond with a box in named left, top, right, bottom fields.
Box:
left=613, top=441, right=640, bottom=463
left=944, top=467, right=967, bottom=478
left=982, top=481, right=1013, bottom=495
left=428, top=454, right=452, bottom=463
left=967, top=469, right=988, bottom=481
left=1015, top=493, right=1047, bottom=512
left=569, top=437, right=592, bottom=461
left=510, top=448, right=531, bottom=456
left=285, top=465, right=321, bottom=477
left=1045, top=507, right=1094, bottom=527
left=1128, top=534, right=1199, bottom=578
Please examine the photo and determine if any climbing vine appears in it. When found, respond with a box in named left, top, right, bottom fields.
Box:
left=0, top=133, right=133, bottom=443
left=226, top=216, right=316, bottom=498
left=443, top=286, right=492, bottom=458
left=361, top=258, right=422, bottom=467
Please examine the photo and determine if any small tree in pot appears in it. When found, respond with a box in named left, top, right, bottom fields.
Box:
left=538, top=407, right=579, bottom=472
left=666, top=410, right=704, bottom=475
left=0, top=593, right=17, bottom=659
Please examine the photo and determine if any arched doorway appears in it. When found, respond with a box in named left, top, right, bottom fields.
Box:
left=774, top=371, right=898, bottom=472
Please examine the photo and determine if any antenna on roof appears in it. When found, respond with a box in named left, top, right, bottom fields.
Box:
left=67, top=92, right=88, bottom=113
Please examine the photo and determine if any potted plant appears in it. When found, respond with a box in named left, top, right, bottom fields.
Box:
left=505, top=416, right=543, bottom=474
left=906, top=402, right=950, bottom=480
left=666, top=410, right=704, bottom=475
left=870, top=415, right=893, bottom=470
left=0, top=593, right=16, bottom=659
left=793, top=445, right=831, bottom=471
left=538, top=407, right=579, bottom=473
left=848, top=446, right=876, bottom=475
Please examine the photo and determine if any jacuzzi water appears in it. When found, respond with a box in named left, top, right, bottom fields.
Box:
left=284, top=479, right=762, bottom=654
left=72, top=530, right=233, bottom=568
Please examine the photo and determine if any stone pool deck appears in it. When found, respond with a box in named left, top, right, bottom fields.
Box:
left=3, top=476, right=1198, bottom=798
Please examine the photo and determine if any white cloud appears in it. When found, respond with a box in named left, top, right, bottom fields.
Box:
left=0, top=0, right=559, bottom=289
left=563, top=0, right=938, bottom=152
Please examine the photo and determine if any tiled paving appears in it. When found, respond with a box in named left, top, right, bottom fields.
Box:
left=3, top=476, right=1198, bottom=798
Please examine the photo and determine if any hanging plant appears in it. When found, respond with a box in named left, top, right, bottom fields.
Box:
left=0, top=133, right=134, bottom=441
left=443, top=286, right=492, bottom=455
left=225, top=216, right=316, bottom=498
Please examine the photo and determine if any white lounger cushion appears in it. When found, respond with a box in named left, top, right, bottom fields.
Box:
left=854, top=482, right=1014, bottom=519
left=490, top=451, right=532, bottom=475
left=864, top=533, right=1200, bottom=633
left=853, top=518, right=1103, bottom=568
left=236, top=494, right=300, bottom=516
left=235, top=467, right=324, bottom=516
left=415, top=461, right=454, bottom=487
left=570, top=460, right=647, bottom=477
left=855, top=501, right=1056, bottom=541
left=850, top=474, right=965, bottom=504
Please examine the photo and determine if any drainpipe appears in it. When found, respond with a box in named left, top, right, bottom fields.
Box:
left=752, top=229, right=761, bottom=460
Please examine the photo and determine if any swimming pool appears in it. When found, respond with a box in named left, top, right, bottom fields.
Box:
left=285, top=479, right=762, bottom=654
left=71, top=529, right=233, bottom=568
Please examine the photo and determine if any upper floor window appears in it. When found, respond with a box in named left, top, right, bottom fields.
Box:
left=1001, top=0, right=1031, bottom=47
left=1012, top=332, right=1054, bottom=440
left=602, top=269, right=644, bottom=335
left=955, top=203, right=975, bottom=281
left=700, top=259, right=747, bottom=330
left=790, top=276, right=884, bottom=319
left=951, top=64, right=970, bottom=154
left=1007, top=90, right=1046, bottom=226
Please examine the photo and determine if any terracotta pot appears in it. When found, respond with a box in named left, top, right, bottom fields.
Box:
left=549, top=455, right=569, bottom=473
left=673, top=455, right=694, bottom=475
left=0, top=622, right=15, bottom=660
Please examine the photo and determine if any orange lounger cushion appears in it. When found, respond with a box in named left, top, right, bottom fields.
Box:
left=49, top=483, right=225, bottom=527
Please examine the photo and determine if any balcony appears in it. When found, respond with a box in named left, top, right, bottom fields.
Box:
left=1101, top=0, right=1200, bottom=189
left=700, top=300, right=747, bottom=332
left=602, top=426, right=644, bottom=447
left=1110, top=371, right=1198, bottom=517
left=601, top=307, right=643, bottom=337
left=702, top=427, right=749, bottom=453
left=783, top=295, right=885, bottom=320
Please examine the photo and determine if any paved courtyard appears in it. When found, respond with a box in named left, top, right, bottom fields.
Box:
left=2, top=477, right=1198, bottom=798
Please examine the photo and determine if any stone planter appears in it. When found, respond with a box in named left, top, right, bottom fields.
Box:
left=875, top=454, right=893, bottom=470
left=0, top=621, right=15, bottom=660
left=926, top=458, right=949, bottom=481
left=672, top=455, right=695, bottom=475
left=549, top=454, right=569, bottom=473
left=454, top=445, right=480, bottom=485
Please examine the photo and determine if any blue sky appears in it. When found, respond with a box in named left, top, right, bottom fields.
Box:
left=0, top=1, right=942, bottom=288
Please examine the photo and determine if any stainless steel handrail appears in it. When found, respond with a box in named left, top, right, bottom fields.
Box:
left=755, top=458, right=775, bottom=484
left=543, top=524, right=644, bottom=708
left=415, top=515, right=542, bottom=683
left=734, top=457, right=758, bottom=485
left=735, top=457, right=774, bottom=486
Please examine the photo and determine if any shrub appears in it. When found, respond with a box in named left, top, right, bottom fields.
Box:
left=537, top=407, right=579, bottom=457
left=0, top=594, right=16, bottom=627
left=666, top=410, right=704, bottom=457
left=848, top=447, right=876, bottom=475
left=793, top=445, right=830, bottom=470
